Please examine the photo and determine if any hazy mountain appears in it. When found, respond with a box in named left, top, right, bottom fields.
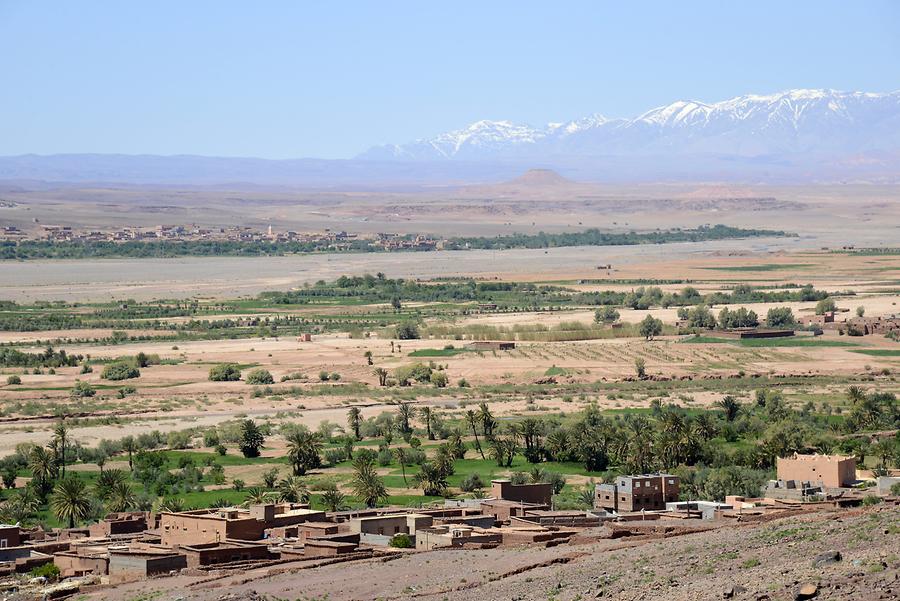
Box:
left=359, top=89, right=900, bottom=160
left=1, top=90, right=898, bottom=187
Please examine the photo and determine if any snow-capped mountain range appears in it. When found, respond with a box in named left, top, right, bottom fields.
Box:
left=359, top=89, right=900, bottom=161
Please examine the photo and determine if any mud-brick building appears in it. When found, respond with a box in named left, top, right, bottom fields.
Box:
left=595, top=474, right=680, bottom=513
left=776, top=453, right=856, bottom=488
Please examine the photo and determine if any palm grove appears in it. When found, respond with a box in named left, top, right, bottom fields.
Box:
left=0, top=384, right=897, bottom=527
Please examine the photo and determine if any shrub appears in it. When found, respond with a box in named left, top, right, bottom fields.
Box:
left=203, top=430, right=220, bottom=448
left=324, top=448, right=346, bottom=466
left=430, top=371, right=448, bottom=388
left=232, top=479, right=245, bottom=492
left=330, top=372, right=341, bottom=381
left=208, top=363, right=242, bottom=381
left=79, top=364, right=93, bottom=374
left=377, top=447, right=394, bottom=466
left=70, top=380, right=96, bottom=398
left=245, top=368, right=274, bottom=385
left=890, top=482, right=900, bottom=496
left=319, top=370, right=329, bottom=381
left=215, top=444, right=227, bottom=456
left=395, top=322, right=420, bottom=340
left=861, top=495, right=883, bottom=506
left=6, top=375, right=21, bottom=385
left=28, top=563, right=60, bottom=581
left=101, top=362, right=140, bottom=381
left=389, top=533, right=413, bottom=548
left=460, top=473, right=484, bottom=492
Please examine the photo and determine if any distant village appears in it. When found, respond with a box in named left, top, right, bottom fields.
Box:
left=0, top=223, right=443, bottom=251
left=0, top=456, right=897, bottom=597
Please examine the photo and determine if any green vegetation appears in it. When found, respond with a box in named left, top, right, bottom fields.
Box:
left=408, top=346, right=468, bottom=357
left=208, top=363, right=242, bottom=382
left=701, top=263, right=814, bottom=272
left=851, top=349, right=900, bottom=357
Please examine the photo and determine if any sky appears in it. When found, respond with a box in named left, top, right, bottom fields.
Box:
left=1, top=1, right=898, bottom=159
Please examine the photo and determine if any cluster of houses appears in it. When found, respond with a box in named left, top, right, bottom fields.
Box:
left=798, top=310, right=900, bottom=337
left=0, top=457, right=894, bottom=594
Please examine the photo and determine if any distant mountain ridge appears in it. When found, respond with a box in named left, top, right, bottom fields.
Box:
left=1, top=89, right=899, bottom=187
left=359, top=89, right=900, bottom=160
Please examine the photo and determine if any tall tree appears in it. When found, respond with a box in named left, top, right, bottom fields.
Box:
left=347, top=407, right=362, bottom=440
left=466, top=410, right=485, bottom=459
left=285, top=429, right=322, bottom=476
left=52, top=421, right=69, bottom=479
left=351, top=454, right=387, bottom=508
left=478, top=402, right=496, bottom=441
left=51, top=477, right=92, bottom=529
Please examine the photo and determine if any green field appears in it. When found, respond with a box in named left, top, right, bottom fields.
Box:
left=850, top=349, right=900, bottom=357
left=685, top=335, right=858, bottom=348
left=700, top=263, right=814, bottom=272
left=408, top=347, right=470, bottom=357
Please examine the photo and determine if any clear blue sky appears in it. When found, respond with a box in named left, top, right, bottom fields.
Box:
left=1, top=1, right=898, bottom=159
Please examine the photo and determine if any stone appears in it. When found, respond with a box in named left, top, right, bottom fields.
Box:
left=794, top=583, right=818, bottom=600
left=812, top=550, right=842, bottom=567
left=724, top=584, right=748, bottom=598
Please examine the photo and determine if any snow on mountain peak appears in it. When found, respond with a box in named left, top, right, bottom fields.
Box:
left=359, top=89, right=900, bottom=160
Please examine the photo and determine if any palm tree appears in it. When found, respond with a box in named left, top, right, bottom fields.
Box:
left=519, top=418, right=544, bottom=463
left=244, top=486, right=271, bottom=506
left=320, top=484, right=347, bottom=512
left=420, top=406, right=435, bottom=440
left=413, top=462, right=448, bottom=496
left=285, top=430, right=322, bottom=476
left=373, top=367, right=388, bottom=387
left=393, top=447, right=409, bottom=487
left=51, top=477, right=92, bottom=528
left=846, top=385, right=867, bottom=404
left=106, top=481, right=137, bottom=512
left=395, top=402, right=413, bottom=435
left=447, top=429, right=466, bottom=459
left=478, top=402, right=496, bottom=440
left=277, top=476, right=310, bottom=503
left=351, top=455, right=387, bottom=508
left=158, top=497, right=186, bottom=513
left=94, top=469, right=128, bottom=503
left=0, top=488, right=39, bottom=525
left=121, top=436, right=136, bottom=471
left=716, top=396, right=741, bottom=422
left=209, top=498, right=232, bottom=509
left=29, top=446, right=56, bottom=499
left=347, top=407, right=362, bottom=440
left=52, top=421, right=69, bottom=478
left=466, top=410, right=485, bottom=459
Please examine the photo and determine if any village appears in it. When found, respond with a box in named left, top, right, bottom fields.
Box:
left=0, top=452, right=895, bottom=599
left=0, top=223, right=442, bottom=252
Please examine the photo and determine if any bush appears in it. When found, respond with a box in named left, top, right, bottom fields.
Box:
left=319, top=370, right=329, bottom=381
left=101, top=362, right=140, bottom=381
left=766, top=307, right=795, bottom=327
left=28, top=563, right=60, bottom=581
left=166, top=430, right=192, bottom=450
left=208, top=363, right=242, bottom=381
left=203, top=430, right=220, bottom=448
left=5, top=375, right=21, bottom=385
left=890, top=482, right=900, bottom=496
left=377, top=447, right=394, bottom=466
left=215, top=444, right=227, bottom=456
left=324, top=448, right=346, bottom=466
left=594, top=306, right=620, bottom=323
left=861, top=495, right=883, bottom=506
left=330, top=372, right=341, bottom=381
left=70, top=380, right=96, bottom=398
left=79, top=364, right=93, bottom=374
left=430, top=371, right=448, bottom=388
left=395, top=322, right=420, bottom=340
left=460, top=473, right=484, bottom=492
left=389, top=533, right=414, bottom=548
left=394, top=363, right=432, bottom=386
left=815, top=298, right=837, bottom=315
left=232, top=479, right=245, bottom=492
left=245, top=368, right=274, bottom=385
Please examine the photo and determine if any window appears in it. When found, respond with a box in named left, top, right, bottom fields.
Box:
left=0, top=539, right=6, bottom=548
left=635, top=482, right=641, bottom=488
